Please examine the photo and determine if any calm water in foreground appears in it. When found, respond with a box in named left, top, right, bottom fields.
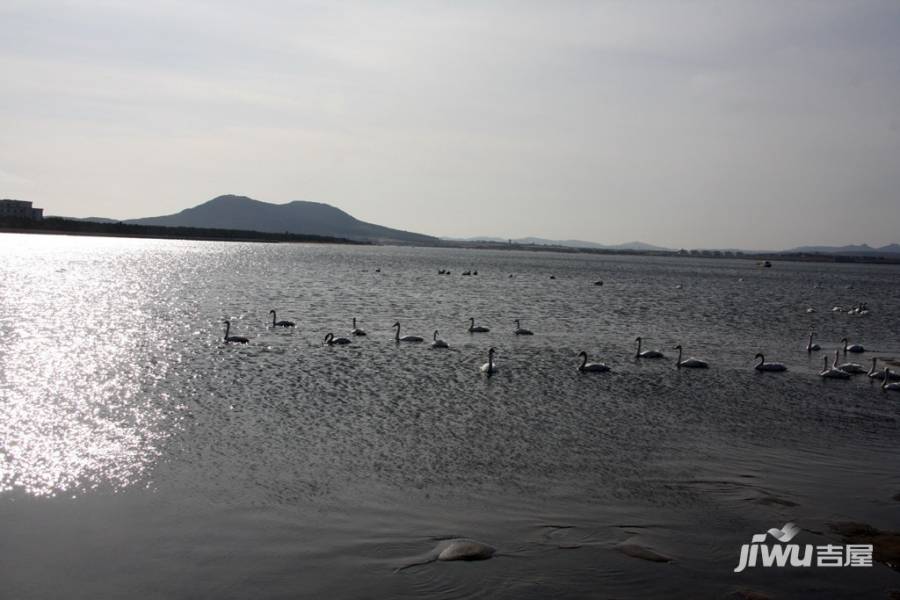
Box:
left=1, top=233, right=899, bottom=599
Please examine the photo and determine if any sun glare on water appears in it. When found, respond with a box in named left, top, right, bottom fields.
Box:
left=0, top=235, right=183, bottom=497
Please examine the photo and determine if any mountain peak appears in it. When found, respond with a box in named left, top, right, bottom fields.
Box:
left=203, top=194, right=261, bottom=206
left=126, top=195, right=437, bottom=244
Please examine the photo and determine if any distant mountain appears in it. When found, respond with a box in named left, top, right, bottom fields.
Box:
left=127, top=195, right=438, bottom=244
left=784, top=243, right=900, bottom=256
left=442, top=236, right=670, bottom=252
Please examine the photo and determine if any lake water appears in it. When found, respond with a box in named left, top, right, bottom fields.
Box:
left=1, top=233, right=898, bottom=598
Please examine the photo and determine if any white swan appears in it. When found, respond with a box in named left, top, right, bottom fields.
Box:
left=393, top=322, right=424, bottom=343
left=674, top=345, right=708, bottom=369
left=480, top=347, right=499, bottom=374
left=468, top=318, right=490, bottom=333
left=754, top=353, right=787, bottom=372
left=269, top=310, right=295, bottom=328
left=841, top=337, right=865, bottom=353
left=635, top=337, right=665, bottom=359
left=820, top=355, right=850, bottom=379
left=833, top=349, right=865, bottom=374
left=868, top=358, right=900, bottom=380
left=431, top=330, right=449, bottom=348
left=223, top=320, right=249, bottom=344
left=882, top=369, right=900, bottom=391
left=848, top=303, right=870, bottom=317
left=513, top=319, right=533, bottom=336
left=806, top=332, right=820, bottom=352
left=578, top=351, right=610, bottom=372
left=324, top=332, right=351, bottom=345
left=350, top=317, right=367, bottom=336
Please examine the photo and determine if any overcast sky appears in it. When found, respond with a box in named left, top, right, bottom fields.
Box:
left=2, top=1, right=899, bottom=249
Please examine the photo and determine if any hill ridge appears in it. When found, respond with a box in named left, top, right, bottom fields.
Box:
left=127, top=194, right=437, bottom=244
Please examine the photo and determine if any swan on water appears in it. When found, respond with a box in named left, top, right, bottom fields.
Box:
left=468, top=318, right=490, bottom=333
left=350, top=317, right=367, bottom=336
left=848, top=303, right=870, bottom=317
left=674, top=345, right=708, bottom=369
left=324, top=333, right=351, bottom=345
left=754, top=353, right=787, bottom=372
left=393, top=322, right=424, bottom=343
left=269, top=310, right=295, bottom=328
left=806, top=332, right=820, bottom=352
left=635, top=337, right=665, bottom=359
left=578, top=351, right=610, bottom=373
left=480, top=347, right=499, bottom=374
left=431, top=330, right=449, bottom=348
left=833, top=349, right=865, bottom=374
left=868, top=358, right=900, bottom=380
left=513, top=319, right=533, bottom=336
left=882, top=369, right=900, bottom=391
left=223, top=320, right=249, bottom=344
left=820, top=355, right=851, bottom=379
left=841, top=337, right=865, bottom=353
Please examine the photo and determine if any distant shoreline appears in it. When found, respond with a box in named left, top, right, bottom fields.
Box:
left=432, top=239, right=900, bottom=265
left=0, top=217, right=367, bottom=246
left=3, top=218, right=898, bottom=265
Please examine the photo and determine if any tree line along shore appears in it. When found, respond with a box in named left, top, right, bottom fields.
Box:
left=0, top=216, right=366, bottom=245
left=2, top=216, right=899, bottom=265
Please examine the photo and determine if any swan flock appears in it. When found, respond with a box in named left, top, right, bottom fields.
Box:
left=219, top=291, right=888, bottom=388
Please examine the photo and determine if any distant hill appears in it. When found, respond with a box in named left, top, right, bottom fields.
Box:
left=442, top=236, right=671, bottom=252
left=784, top=243, right=900, bottom=256
left=126, top=195, right=438, bottom=244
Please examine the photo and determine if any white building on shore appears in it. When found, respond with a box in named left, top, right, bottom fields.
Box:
left=0, top=199, right=44, bottom=220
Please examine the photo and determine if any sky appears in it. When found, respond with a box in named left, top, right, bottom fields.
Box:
left=1, top=1, right=899, bottom=249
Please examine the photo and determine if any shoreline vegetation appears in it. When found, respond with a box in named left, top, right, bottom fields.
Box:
left=0, top=217, right=366, bottom=245
left=442, top=239, right=900, bottom=265
left=2, top=217, right=899, bottom=265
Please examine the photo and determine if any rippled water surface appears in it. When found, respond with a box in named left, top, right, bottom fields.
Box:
left=2, top=233, right=899, bottom=598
